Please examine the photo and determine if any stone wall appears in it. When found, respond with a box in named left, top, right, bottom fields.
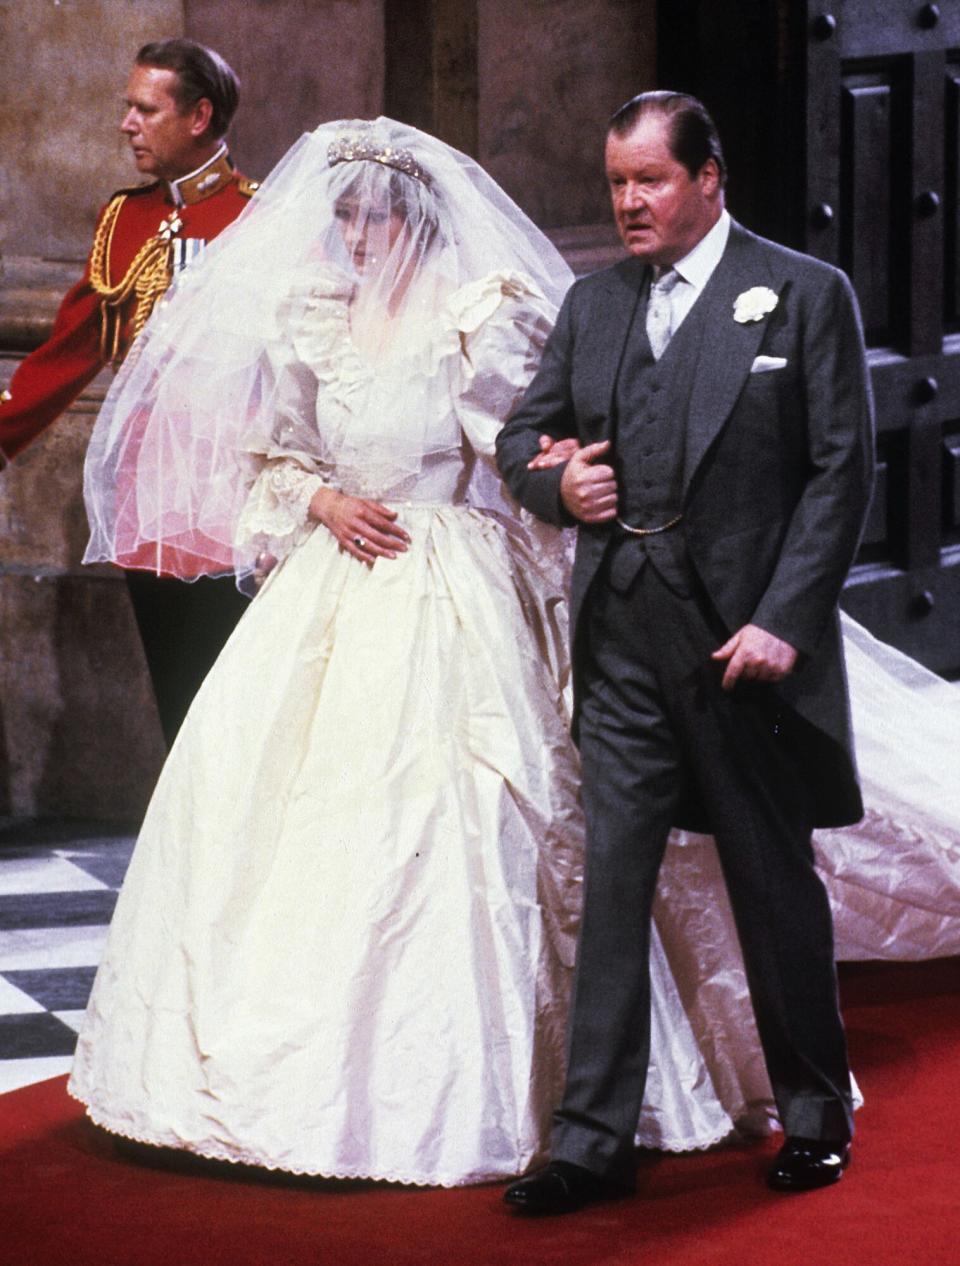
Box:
left=0, top=0, right=651, bottom=262
left=184, top=0, right=386, bottom=183
left=0, top=366, right=165, bottom=818
left=477, top=0, right=653, bottom=229
left=0, top=0, right=185, bottom=263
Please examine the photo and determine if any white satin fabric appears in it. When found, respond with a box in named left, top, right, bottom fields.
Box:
left=69, top=274, right=960, bottom=1183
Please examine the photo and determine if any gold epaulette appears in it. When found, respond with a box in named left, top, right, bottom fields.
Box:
left=88, top=191, right=173, bottom=366
left=237, top=177, right=260, bottom=198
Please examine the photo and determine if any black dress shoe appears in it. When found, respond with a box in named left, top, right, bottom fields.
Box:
left=767, top=1137, right=851, bottom=1192
left=503, top=1161, right=628, bottom=1215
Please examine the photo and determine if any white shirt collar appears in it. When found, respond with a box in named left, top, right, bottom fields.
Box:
left=668, top=209, right=731, bottom=295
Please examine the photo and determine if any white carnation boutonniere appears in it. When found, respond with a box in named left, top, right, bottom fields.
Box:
left=733, top=286, right=779, bottom=324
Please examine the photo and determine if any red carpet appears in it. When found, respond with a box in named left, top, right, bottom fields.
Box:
left=3, top=959, right=958, bottom=1266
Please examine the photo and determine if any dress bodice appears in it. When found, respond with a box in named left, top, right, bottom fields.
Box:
left=236, top=267, right=557, bottom=563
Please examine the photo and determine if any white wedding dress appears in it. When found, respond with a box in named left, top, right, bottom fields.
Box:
left=69, top=268, right=960, bottom=1183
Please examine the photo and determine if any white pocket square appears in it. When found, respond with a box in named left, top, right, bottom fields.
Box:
left=750, top=355, right=788, bottom=373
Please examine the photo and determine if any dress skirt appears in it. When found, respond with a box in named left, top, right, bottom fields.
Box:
left=69, top=505, right=583, bottom=1186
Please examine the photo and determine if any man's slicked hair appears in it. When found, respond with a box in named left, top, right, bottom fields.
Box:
left=136, top=38, right=240, bottom=140
left=609, top=91, right=727, bottom=185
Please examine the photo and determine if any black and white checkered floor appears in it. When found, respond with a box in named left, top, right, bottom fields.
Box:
left=0, top=819, right=135, bottom=1095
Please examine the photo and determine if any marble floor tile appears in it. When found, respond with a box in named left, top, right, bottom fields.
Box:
left=0, top=925, right=109, bottom=971
left=58, top=839, right=136, bottom=889
left=0, top=890, right=119, bottom=932
left=52, top=1010, right=87, bottom=1033
left=0, top=1012, right=78, bottom=1058
left=0, top=1055, right=74, bottom=1095
left=0, top=975, right=45, bottom=1014
left=0, top=820, right=133, bottom=1096
left=4, top=966, right=98, bottom=1010
left=0, top=854, right=108, bottom=896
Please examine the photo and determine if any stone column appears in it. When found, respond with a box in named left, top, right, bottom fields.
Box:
left=385, top=0, right=479, bottom=156
left=0, top=358, right=165, bottom=819
left=0, top=0, right=185, bottom=261
left=184, top=0, right=387, bottom=178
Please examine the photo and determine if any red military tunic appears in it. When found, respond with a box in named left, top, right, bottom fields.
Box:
left=0, top=147, right=257, bottom=465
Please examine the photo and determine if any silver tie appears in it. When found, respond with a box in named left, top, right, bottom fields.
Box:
left=645, top=268, right=681, bottom=360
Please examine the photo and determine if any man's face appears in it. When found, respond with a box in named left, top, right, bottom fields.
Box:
left=605, top=114, right=721, bottom=268
left=121, top=64, right=204, bottom=181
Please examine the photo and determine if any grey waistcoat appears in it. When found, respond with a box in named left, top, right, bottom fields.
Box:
left=607, top=281, right=711, bottom=596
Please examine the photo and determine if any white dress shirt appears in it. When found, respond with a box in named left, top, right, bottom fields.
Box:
left=654, top=208, right=731, bottom=339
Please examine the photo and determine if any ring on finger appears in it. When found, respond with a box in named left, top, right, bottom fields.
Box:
left=353, top=536, right=366, bottom=549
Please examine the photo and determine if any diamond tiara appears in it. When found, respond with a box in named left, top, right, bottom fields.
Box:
left=327, top=130, right=432, bottom=187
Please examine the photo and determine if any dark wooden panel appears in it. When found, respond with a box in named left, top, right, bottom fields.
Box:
left=945, top=64, right=960, bottom=328
left=907, top=413, right=945, bottom=567
left=869, top=339, right=960, bottom=433
left=861, top=459, right=889, bottom=548
left=843, top=548, right=960, bottom=676
left=909, top=50, right=946, bottom=356
left=943, top=434, right=960, bottom=527
left=841, top=74, right=895, bottom=343
left=805, top=7, right=842, bottom=264
left=836, top=0, right=960, bottom=57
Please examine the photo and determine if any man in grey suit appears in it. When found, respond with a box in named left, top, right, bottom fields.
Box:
left=496, top=91, right=875, bottom=1214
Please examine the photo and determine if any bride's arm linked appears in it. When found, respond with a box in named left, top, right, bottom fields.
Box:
left=453, top=272, right=558, bottom=482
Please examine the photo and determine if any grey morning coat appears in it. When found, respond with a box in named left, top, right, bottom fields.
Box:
left=495, top=221, right=876, bottom=831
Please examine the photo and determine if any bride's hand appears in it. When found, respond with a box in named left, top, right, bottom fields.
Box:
left=527, top=435, right=581, bottom=469
left=308, top=487, right=411, bottom=563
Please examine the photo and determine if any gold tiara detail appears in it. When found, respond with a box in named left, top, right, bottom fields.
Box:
left=327, top=129, right=432, bottom=187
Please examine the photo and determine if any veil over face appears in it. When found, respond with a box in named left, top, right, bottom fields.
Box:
left=82, top=117, right=574, bottom=582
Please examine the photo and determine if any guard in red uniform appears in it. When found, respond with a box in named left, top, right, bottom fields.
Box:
left=0, top=39, right=258, bottom=745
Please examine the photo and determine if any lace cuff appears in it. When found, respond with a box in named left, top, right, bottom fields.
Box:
left=235, top=448, right=336, bottom=559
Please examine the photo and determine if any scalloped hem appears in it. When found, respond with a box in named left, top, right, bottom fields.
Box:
left=72, top=1087, right=750, bottom=1178
left=637, top=1122, right=741, bottom=1154
left=69, top=1087, right=527, bottom=1189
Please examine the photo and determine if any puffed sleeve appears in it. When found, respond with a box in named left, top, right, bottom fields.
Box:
left=451, top=270, right=557, bottom=467
left=234, top=273, right=351, bottom=562
left=233, top=356, right=332, bottom=557
left=451, top=270, right=574, bottom=598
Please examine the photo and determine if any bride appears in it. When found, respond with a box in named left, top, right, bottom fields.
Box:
left=69, top=118, right=960, bottom=1184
